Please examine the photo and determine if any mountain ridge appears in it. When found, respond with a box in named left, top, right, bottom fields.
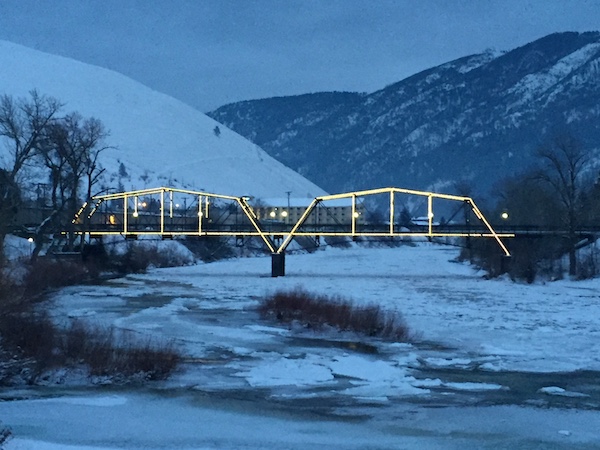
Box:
left=208, top=31, right=600, bottom=199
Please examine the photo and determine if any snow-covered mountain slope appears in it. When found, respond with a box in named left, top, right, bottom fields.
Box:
left=209, top=31, right=600, bottom=197
left=0, top=40, right=326, bottom=199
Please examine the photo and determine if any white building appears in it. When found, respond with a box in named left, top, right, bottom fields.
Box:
left=253, top=197, right=366, bottom=226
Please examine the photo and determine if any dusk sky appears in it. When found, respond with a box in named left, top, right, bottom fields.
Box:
left=1, top=0, right=599, bottom=111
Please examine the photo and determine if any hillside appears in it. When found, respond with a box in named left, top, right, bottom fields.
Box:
left=0, top=40, right=326, bottom=200
left=209, top=32, right=600, bottom=198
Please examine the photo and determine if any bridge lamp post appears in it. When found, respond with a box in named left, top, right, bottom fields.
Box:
left=281, top=210, right=288, bottom=224
left=27, top=237, right=34, bottom=255
left=501, top=211, right=509, bottom=220
left=133, top=197, right=139, bottom=219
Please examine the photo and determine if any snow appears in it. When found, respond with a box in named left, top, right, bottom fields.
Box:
left=538, top=386, right=590, bottom=398
left=507, top=42, right=600, bottom=108
left=0, top=41, right=326, bottom=199
left=2, top=235, right=33, bottom=260
left=235, top=353, right=334, bottom=387
left=2, top=243, right=600, bottom=448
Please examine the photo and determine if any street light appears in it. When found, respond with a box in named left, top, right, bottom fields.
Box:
left=27, top=237, right=34, bottom=255
left=501, top=211, right=509, bottom=220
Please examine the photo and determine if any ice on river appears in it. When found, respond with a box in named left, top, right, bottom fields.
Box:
left=2, top=243, right=600, bottom=448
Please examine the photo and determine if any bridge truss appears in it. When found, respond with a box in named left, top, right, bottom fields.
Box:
left=72, top=186, right=513, bottom=276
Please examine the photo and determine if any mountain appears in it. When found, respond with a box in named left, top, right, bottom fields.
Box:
left=208, top=32, right=600, bottom=199
left=0, top=41, right=326, bottom=200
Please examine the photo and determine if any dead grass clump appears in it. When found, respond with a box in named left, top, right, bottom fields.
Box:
left=0, top=257, right=180, bottom=385
left=0, top=314, right=181, bottom=384
left=0, top=313, right=57, bottom=361
left=62, top=321, right=180, bottom=381
left=259, top=288, right=410, bottom=341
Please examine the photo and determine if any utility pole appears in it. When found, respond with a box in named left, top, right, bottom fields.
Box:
left=285, top=191, right=291, bottom=224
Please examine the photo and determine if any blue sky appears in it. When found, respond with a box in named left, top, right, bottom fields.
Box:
left=0, top=0, right=599, bottom=111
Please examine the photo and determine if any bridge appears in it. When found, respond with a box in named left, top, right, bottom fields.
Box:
left=70, top=186, right=513, bottom=277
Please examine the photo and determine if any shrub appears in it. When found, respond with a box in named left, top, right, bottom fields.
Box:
left=22, top=258, right=99, bottom=299
left=0, top=317, right=181, bottom=384
left=0, top=313, right=57, bottom=361
left=323, top=236, right=352, bottom=248
left=0, top=311, right=62, bottom=383
left=181, top=236, right=235, bottom=262
left=460, top=236, right=568, bottom=282
left=61, top=321, right=180, bottom=381
left=113, top=240, right=195, bottom=273
left=0, top=256, right=181, bottom=385
left=259, top=288, right=410, bottom=341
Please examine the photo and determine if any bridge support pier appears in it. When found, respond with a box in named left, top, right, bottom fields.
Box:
left=500, top=255, right=512, bottom=274
left=271, top=252, right=285, bottom=277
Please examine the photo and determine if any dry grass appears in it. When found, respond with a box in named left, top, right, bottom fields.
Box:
left=0, top=257, right=181, bottom=385
left=0, top=315, right=180, bottom=383
left=62, top=321, right=180, bottom=380
left=258, top=288, right=410, bottom=341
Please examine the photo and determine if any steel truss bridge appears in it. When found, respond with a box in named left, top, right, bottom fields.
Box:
left=71, top=186, right=513, bottom=277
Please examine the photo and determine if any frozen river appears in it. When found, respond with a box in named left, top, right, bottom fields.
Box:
left=2, top=243, right=600, bottom=448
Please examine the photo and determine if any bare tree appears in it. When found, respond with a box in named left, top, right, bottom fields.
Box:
left=37, top=121, right=70, bottom=210
left=0, top=91, right=62, bottom=260
left=536, top=132, right=589, bottom=276
left=0, top=168, right=21, bottom=242
left=34, top=113, right=109, bottom=255
left=0, top=90, right=62, bottom=178
left=79, top=116, right=109, bottom=205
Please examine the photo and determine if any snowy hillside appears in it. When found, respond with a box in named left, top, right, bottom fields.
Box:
left=0, top=40, right=326, bottom=199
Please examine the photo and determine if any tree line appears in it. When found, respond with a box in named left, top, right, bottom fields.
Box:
left=0, top=90, right=109, bottom=262
left=467, top=131, right=600, bottom=281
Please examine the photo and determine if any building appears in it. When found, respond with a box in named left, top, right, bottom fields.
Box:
left=252, top=197, right=366, bottom=226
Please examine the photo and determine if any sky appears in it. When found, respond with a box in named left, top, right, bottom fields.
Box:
left=0, top=0, right=599, bottom=112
